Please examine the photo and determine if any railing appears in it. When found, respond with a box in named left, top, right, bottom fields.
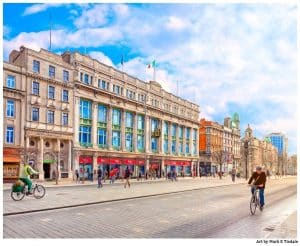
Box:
left=80, top=142, right=93, bottom=148
left=137, top=129, right=144, bottom=135
left=112, top=125, right=121, bottom=131
left=125, top=127, right=133, bottom=133
left=138, top=148, right=145, bottom=153
left=112, top=146, right=121, bottom=151
left=97, top=122, right=107, bottom=128
left=80, top=118, right=92, bottom=125
left=98, top=144, right=107, bottom=149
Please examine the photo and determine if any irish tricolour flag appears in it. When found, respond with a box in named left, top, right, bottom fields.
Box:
left=147, top=60, right=156, bottom=69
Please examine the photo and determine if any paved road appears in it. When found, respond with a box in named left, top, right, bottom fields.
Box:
left=3, top=178, right=296, bottom=238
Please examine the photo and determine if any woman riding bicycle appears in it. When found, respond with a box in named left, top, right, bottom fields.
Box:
left=248, top=166, right=266, bottom=211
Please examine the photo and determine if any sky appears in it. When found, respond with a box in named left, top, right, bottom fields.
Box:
left=3, top=3, right=298, bottom=154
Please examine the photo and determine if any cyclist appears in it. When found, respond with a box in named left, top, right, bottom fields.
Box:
left=248, top=166, right=266, bottom=211
left=19, top=163, right=39, bottom=194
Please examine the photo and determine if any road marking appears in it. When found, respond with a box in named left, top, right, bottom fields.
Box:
left=40, top=218, right=52, bottom=222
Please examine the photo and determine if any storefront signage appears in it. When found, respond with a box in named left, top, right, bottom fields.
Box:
left=79, top=156, right=93, bottom=164
left=165, top=160, right=191, bottom=166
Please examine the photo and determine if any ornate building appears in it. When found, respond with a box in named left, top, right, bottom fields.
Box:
left=3, top=46, right=200, bottom=181
left=241, top=125, right=278, bottom=178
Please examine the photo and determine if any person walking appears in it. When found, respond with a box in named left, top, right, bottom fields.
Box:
left=231, top=167, right=236, bottom=182
left=79, top=168, right=84, bottom=183
left=266, top=169, right=271, bottom=180
left=124, top=166, right=131, bottom=188
left=138, top=170, right=142, bottom=181
left=75, top=169, right=79, bottom=183
left=97, top=168, right=103, bottom=188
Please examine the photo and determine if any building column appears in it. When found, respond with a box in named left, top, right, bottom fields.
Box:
left=121, top=109, right=126, bottom=151
left=133, top=113, right=138, bottom=152
left=159, top=120, right=164, bottom=154
left=57, top=139, right=61, bottom=180
left=93, top=152, right=98, bottom=179
left=73, top=151, right=80, bottom=173
left=74, top=97, right=80, bottom=147
left=168, top=123, right=172, bottom=155
left=183, top=127, right=187, bottom=156
left=38, top=137, right=44, bottom=180
left=92, top=102, right=98, bottom=147
left=107, top=105, right=112, bottom=150
left=68, top=140, right=73, bottom=179
left=145, top=115, right=150, bottom=153
left=176, top=124, right=179, bottom=155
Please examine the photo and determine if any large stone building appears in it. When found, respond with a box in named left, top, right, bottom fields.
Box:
left=198, top=114, right=241, bottom=175
left=286, top=154, right=297, bottom=175
left=3, top=46, right=200, bottom=181
left=241, top=125, right=278, bottom=178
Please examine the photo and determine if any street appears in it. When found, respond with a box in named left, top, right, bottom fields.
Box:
left=3, top=177, right=297, bottom=238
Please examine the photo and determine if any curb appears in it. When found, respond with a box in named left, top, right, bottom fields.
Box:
left=4, top=181, right=246, bottom=216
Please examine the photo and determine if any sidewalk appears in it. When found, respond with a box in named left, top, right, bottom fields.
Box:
left=4, top=176, right=247, bottom=215
left=267, top=211, right=297, bottom=239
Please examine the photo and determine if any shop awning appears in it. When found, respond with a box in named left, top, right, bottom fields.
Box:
left=79, top=156, right=93, bottom=164
left=3, top=156, right=20, bottom=163
left=165, top=160, right=191, bottom=166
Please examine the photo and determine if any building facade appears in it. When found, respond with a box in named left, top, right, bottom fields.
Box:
left=3, top=46, right=200, bottom=181
left=3, top=62, right=26, bottom=182
left=265, top=132, right=288, bottom=175
left=199, top=114, right=241, bottom=175
left=241, top=125, right=278, bottom=178
left=287, top=154, right=297, bottom=175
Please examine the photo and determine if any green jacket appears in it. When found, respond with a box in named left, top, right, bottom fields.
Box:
left=20, top=164, right=38, bottom=179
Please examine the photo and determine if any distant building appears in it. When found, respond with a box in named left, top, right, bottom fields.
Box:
left=287, top=155, right=297, bottom=175
left=265, top=132, right=288, bottom=175
left=199, top=113, right=241, bottom=175
left=241, top=125, right=278, bottom=178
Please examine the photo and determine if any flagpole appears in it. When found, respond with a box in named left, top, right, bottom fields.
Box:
left=153, top=62, right=156, bottom=81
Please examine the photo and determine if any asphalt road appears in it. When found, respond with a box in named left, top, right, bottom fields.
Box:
left=3, top=178, right=297, bottom=238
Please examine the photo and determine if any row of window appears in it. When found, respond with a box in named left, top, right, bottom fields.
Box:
left=31, top=107, right=68, bottom=125
left=31, top=81, right=69, bottom=102
left=33, top=60, right=70, bottom=82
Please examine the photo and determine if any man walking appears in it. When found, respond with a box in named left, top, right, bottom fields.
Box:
left=124, top=166, right=131, bottom=188
left=97, top=168, right=103, bottom=188
left=231, top=167, right=236, bottom=182
left=75, top=169, right=79, bottom=183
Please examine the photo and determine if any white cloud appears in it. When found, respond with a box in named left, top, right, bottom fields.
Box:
left=23, top=3, right=63, bottom=16
left=165, top=16, right=187, bottom=31
left=3, top=25, right=10, bottom=38
left=74, top=4, right=110, bottom=28
left=89, top=51, right=114, bottom=67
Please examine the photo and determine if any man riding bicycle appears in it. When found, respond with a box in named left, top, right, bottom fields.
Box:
left=248, top=166, right=266, bottom=211
left=20, top=163, right=39, bottom=194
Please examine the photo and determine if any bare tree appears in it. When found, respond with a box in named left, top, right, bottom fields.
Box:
left=212, top=149, right=227, bottom=179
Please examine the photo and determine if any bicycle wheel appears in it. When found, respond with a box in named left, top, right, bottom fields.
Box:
left=33, top=185, right=46, bottom=199
left=250, top=196, right=257, bottom=215
left=11, top=190, right=25, bottom=201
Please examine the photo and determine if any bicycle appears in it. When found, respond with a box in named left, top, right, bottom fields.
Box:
left=11, top=181, right=46, bottom=201
left=249, top=185, right=261, bottom=215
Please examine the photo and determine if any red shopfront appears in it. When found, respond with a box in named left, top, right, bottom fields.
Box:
left=149, top=159, right=162, bottom=177
left=97, top=157, right=145, bottom=178
left=79, top=156, right=93, bottom=180
left=165, top=160, right=192, bottom=176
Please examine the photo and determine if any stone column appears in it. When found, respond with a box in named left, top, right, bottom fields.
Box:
left=57, top=139, right=61, bottom=180
left=183, top=127, right=186, bottom=156
left=107, top=105, right=112, bottom=150
left=73, top=151, right=80, bottom=172
left=133, top=113, right=138, bottom=152
left=92, top=102, right=98, bottom=147
left=68, top=140, right=73, bottom=179
left=145, top=115, right=150, bottom=153
left=159, top=120, right=164, bottom=154
left=74, top=97, right=80, bottom=147
left=168, top=123, right=172, bottom=155
left=176, top=124, right=179, bottom=155
left=121, top=109, right=126, bottom=151
left=93, top=152, right=98, bottom=179
left=189, top=129, right=193, bottom=157
left=38, top=137, right=44, bottom=180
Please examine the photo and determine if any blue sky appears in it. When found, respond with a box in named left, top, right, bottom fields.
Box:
left=3, top=3, right=298, bottom=154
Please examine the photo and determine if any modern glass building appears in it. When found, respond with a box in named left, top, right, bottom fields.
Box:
left=266, top=133, right=288, bottom=155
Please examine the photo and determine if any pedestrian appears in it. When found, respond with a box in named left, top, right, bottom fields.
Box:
left=97, top=168, right=103, bottom=188
left=199, top=169, right=202, bottom=179
left=266, top=169, right=271, bottom=180
left=124, top=166, right=131, bottom=188
left=231, top=167, right=236, bottom=182
left=75, top=169, right=79, bottom=183
left=138, top=170, right=142, bottom=181
left=79, top=168, right=84, bottom=183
